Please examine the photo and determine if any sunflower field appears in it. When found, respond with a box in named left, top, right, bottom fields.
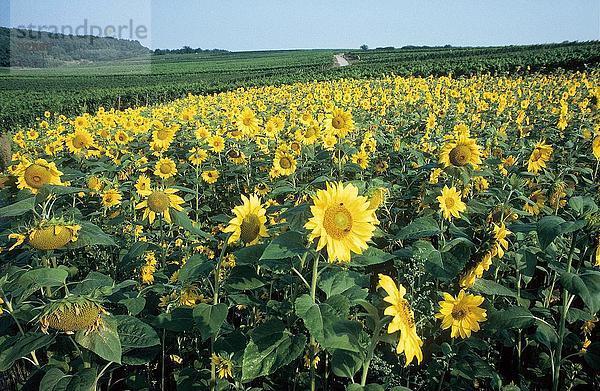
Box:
left=1, top=70, right=599, bottom=391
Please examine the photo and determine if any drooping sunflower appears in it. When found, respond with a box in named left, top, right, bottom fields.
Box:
left=223, top=194, right=269, bottom=245
left=527, top=141, right=553, bottom=173
left=437, top=186, right=467, bottom=220
left=435, top=290, right=487, bottom=339
left=492, top=222, right=511, bottom=258
left=39, top=296, right=107, bottom=333
left=378, top=274, right=423, bottom=366
left=324, top=107, right=354, bottom=138
left=15, top=158, right=63, bottom=194
left=305, top=182, right=377, bottom=263
left=273, top=151, right=297, bottom=176
left=28, top=220, right=81, bottom=251
left=524, top=189, right=546, bottom=215
left=154, top=158, right=178, bottom=179
left=439, top=134, right=482, bottom=168
left=135, top=187, right=185, bottom=224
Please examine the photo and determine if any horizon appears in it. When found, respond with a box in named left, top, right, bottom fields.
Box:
left=1, top=0, right=598, bottom=51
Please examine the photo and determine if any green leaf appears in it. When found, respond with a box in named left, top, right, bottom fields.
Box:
left=319, top=269, right=368, bottom=300
left=18, top=267, right=68, bottom=289
left=396, top=216, right=440, bottom=240
left=225, top=265, right=265, bottom=290
left=152, top=307, right=195, bottom=332
left=0, top=197, right=35, bottom=218
left=560, top=270, right=600, bottom=313
left=0, top=332, right=54, bottom=371
left=75, top=317, right=122, bottom=364
left=171, top=209, right=213, bottom=239
left=260, top=231, right=307, bottom=260
left=331, top=349, right=364, bottom=378
left=72, top=271, right=113, bottom=295
left=192, top=303, right=228, bottom=341
left=350, top=247, right=395, bottom=267
left=487, top=307, right=535, bottom=329
left=241, top=320, right=306, bottom=382
left=295, top=294, right=361, bottom=352
left=177, top=254, right=211, bottom=284
left=536, top=216, right=565, bottom=250
left=69, top=221, right=116, bottom=248
left=115, top=315, right=160, bottom=352
left=472, top=279, right=517, bottom=298
left=584, top=342, right=600, bottom=370
left=40, top=367, right=97, bottom=391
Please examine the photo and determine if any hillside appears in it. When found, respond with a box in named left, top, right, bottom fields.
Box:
left=0, top=26, right=150, bottom=67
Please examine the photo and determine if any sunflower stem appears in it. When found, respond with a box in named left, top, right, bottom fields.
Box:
left=552, top=233, right=577, bottom=391
left=211, top=236, right=230, bottom=391
left=360, top=322, right=382, bottom=386
left=309, top=253, right=319, bottom=391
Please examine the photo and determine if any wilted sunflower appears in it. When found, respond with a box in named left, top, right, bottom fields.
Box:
left=439, top=134, right=482, bottom=168
left=378, top=274, right=423, bottom=366
left=39, top=296, right=107, bottom=333
left=324, top=107, right=354, bottom=138
left=527, top=141, right=553, bottom=173
left=14, top=158, right=63, bottom=194
left=135, top=187, right=185, bottom=224
left=154, top=158, right=178, bottom=179
left=223, top=194, right=269, bottom=245
left=437, top=186, right=467, bottom=220
left=435, top=290, right=487, bottom=339
left=9, top=219, right=81, bottom=251
left=305, top=182, right=377, bottom=263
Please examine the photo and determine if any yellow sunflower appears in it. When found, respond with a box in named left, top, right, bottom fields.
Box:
left=151, top=126, right=175, bottom=150
left=154, top=158, right=178, bottom=179
left=435, top=290, right=487, bottom=339
left=237, top=107, right=261, bottom=135
left=66, top=129, right=94, bottom=154
left=135, top=174, right=151, bottom=196
left=437, top=186, right=467, bottom=220
left=273, top=151, right=297, bottom=176
left=135, top=187, right=185, bottom=224
left=439, top=134, right=482, bottom=168
left=378, top=274, right=423, bottom=366
left=15, top=158, right=63, bottom=194
left=305, top=182, right=377, bottom=263
left=524, top=189, right=546, bottom=215
left=209, top=135, right=226, bottom=153
left=202, top=170, right=219, bottom=184
left=223, top=194, right=269, bottom=245
left=211, top=353, right=234, bottom=379
left=324, top=107, right=354, bottom=138
left=102, top=189, right=122, bottom=208
left=593, top=135, right=600, bottom=160
left=527, top=141, right=553, bottom=173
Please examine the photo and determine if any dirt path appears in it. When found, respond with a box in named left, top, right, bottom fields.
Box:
left=334, top=54, right=350, bottom=67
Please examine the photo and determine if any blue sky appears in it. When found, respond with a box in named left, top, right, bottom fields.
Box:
left=2, top=0, right=599, bottom=50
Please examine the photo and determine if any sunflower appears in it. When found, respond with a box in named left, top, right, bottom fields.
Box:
left=151, top=126, right=175, bottom=150
left=188, top=147, right=208, bottom=166
left=154, top=158, right=178, bottom=179
left=324, top=107, right=354, bottom=138
left=437, top=186, right=467, bottom=220
left=435, top=290, right=487, bottom=339
left=524, top=189, right=546, bottom=215
left=227, top=149, right=246, bottom=165
left=114, top=130, right=131, bottom=145
left=135, top=174, right=151, bottom=196
left=102, top=189, right=122, bottom=208
left=140, top=251, right=158, bottom=284
left=351, top=149, right=369, bottom=169
left=15, top=158, right=63, bottom=194
left=136, top=187, right=185, bottom=224
left=298, top=121, right=320, bottom=144
left=209, top=135, right=226, bottom=153
left=378, top=274, right=423, bottom=366
left=66, top=129, right=94, bottom=154
left=202, top=170, right=219, bottom=184
left=492, top=222, right=511, bottom=258
left=223, top=194, right=269, bottom=245
left=527, top=141, right=553, bottom=173
left=254, top=183, right=270, bottom=196
left=593, top=135, right=600, bottom=160
left=39, top=296, right=107, bottom=333
left=237, top=107, right=261, bottom=135
left=28, top=221, right=81, bottom=251
left=439, top=134, right=482, bottom=168
left=273, top=151, right=297, bottom=176
left=305, top=182, right=377, bottom=263
left=211, top=353, right=234, bottom=379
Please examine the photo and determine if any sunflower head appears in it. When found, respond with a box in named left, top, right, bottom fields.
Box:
left=28, top=220, right=81, bottom=251
left=223, top=194, right=269, bottom=245
left=435, top=290, right=487, bottom=339
left=39, top=296, right=107, bottom=333
left=440, top=135, right=482, bottom=168
left=16, top=158, right=63, bottom=194
left=148, top=191, right=170, bottom=212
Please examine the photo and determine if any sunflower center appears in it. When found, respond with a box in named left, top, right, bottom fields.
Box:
left=160, top=164, right=172, bottom=174
left=240, top=213, right=261, bottom=243
left=449, top=145, right=471, bottom=166
left=323, top=204, right=353, bottom=239
left=73, top=135, right=88, bottom=149
left=445, top=197, right=456, bottom=208
left=29, top=226, right=73, bottom=250
left=331, top=116, right=344, bottom=129
left=243, top=116, right=253, bottom=126
left=156, top=129, right=170, bottom=140
left=451, top=306, right=468, bottom=320
left=24, top=164, right=50, bottom=189
left=279, top=157, right=292, bottom=169
left=148, top=191, right=170, bottom=212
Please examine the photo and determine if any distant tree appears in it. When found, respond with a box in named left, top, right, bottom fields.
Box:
left=360, top=44, right=369, bottom=51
